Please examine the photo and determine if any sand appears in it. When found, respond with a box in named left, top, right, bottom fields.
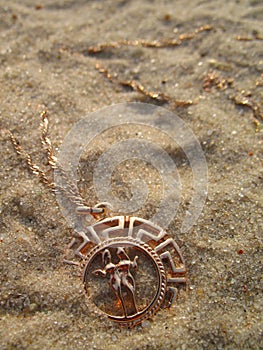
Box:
left=0, top=0, right=262, bottom=349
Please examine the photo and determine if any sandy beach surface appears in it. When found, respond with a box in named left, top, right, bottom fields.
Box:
left=0, top=0, right=262, bottom=349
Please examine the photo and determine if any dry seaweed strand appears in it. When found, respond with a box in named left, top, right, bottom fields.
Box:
left=95, top=63, right=195, bottom=107
left=87, top=24, right=213, bottom=53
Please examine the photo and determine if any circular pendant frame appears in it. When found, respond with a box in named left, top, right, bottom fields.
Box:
left=69, top=216, right=186, bottom=327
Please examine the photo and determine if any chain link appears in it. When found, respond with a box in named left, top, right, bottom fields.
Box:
left=8, top=111, right=100, bottom=215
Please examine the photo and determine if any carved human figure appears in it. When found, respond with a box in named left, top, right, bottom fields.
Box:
left=93, top=248, right=138, bottom=317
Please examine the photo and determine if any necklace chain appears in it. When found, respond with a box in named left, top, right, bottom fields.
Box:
left=8, top=111, right=101, bottom=214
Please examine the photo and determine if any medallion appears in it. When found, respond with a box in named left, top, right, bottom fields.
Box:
left=69, top=215, right=186, bottom=327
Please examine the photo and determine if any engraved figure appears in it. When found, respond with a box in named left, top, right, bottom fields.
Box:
left=93, top=248, right=138, bottom=317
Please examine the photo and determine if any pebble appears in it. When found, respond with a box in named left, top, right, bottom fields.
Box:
left=141, top=320, right=151, bottom=328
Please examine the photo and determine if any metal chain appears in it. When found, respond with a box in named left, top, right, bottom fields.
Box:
left=8, top=111, right=103, bottom=214
left=40, top=111, right=88, bottom=208
left=87, top=24, right=212, bottom=53
left=8, top=129, right=54, bottom=190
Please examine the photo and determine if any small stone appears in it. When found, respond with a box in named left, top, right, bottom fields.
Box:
left=141, top=320, right=151, bottom=328
left=208, top=59, right=234, bottom=72
left=16, top=199, right=34, bottom=218
left=28, top=303, right=38, bottom=312
left=256, top=61, right=263, bottom=72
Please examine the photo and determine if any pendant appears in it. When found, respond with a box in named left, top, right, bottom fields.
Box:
left=8, top=103, right=207, bottom=328
left=69, top=215, right=186, bottom=327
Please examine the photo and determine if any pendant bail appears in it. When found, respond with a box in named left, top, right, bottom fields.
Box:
left=76, top=202, right=113, bottom=220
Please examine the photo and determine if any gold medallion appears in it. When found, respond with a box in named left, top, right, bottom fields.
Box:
left=69, top=215, right=186, bottom=327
